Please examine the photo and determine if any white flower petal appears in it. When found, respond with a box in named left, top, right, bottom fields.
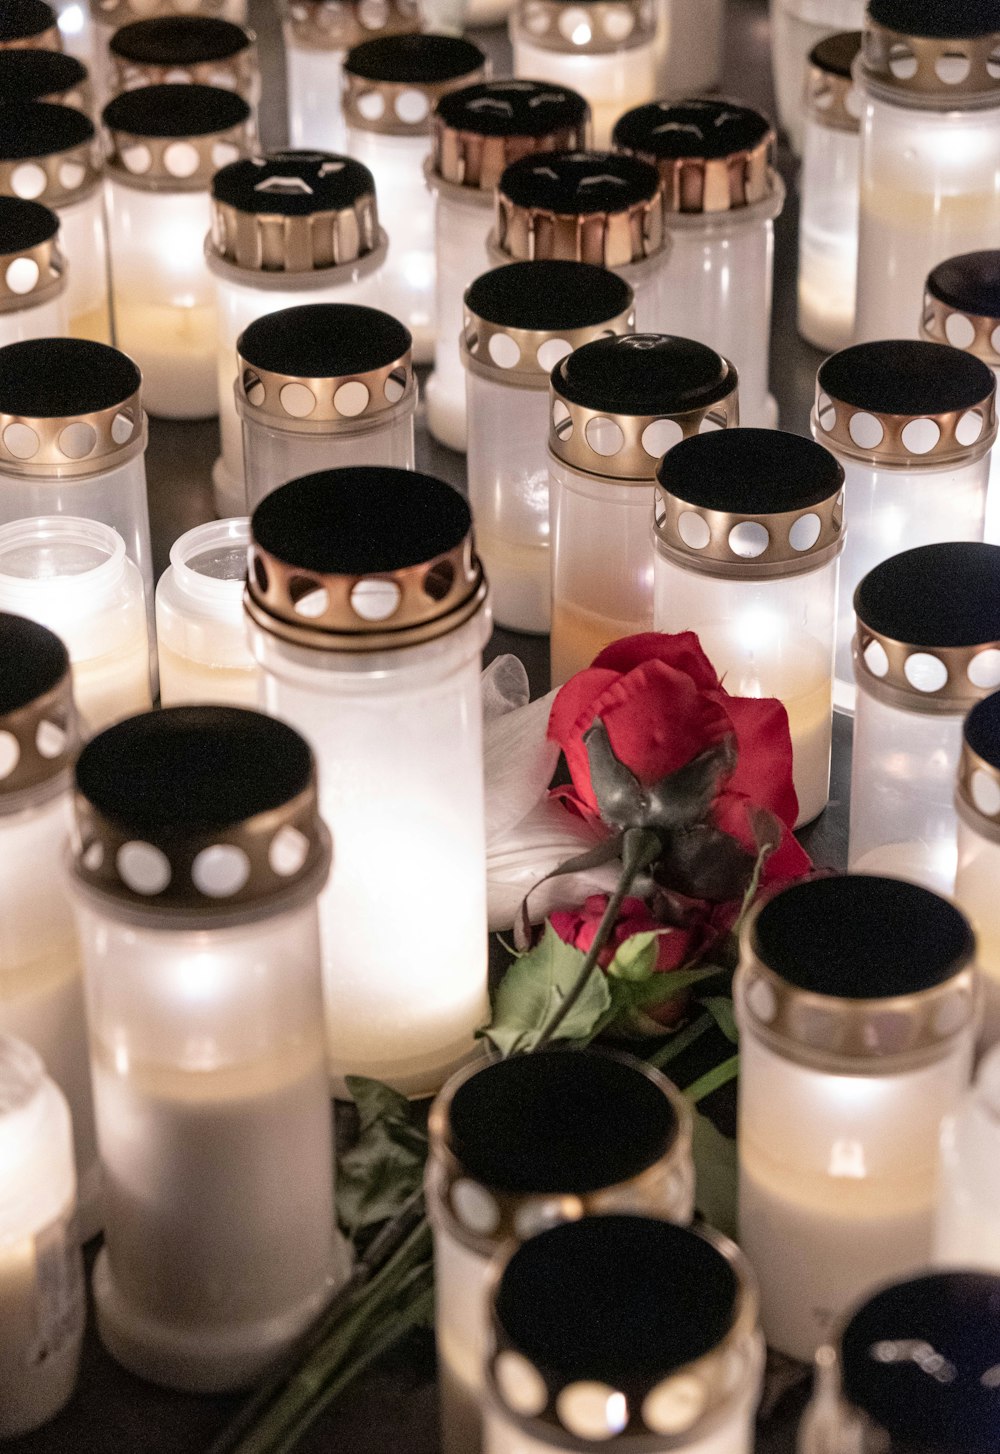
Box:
left=487, top=798, right=620, bottom=932
left=484, top=687, right=560, bottom=844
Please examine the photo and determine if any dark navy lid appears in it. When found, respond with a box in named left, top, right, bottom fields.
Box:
left=868, top=0, right=1000, bottom=39
left=109, top=15, right=251, bottom=63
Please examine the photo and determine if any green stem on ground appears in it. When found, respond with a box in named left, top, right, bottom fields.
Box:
left=646, top=1011, right=713, bottom=1070
left=683, top=1053, right=740, bottom=1106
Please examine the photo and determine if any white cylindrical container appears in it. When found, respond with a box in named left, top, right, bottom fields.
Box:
left=282, top=0, right=419, bottom=157
left=155, top=518, right=258, bottom=707
left=654, top=429, right=844, bottom=828
left=427, top=1050, right=694, bottom=1454
left=0, top=101, right=110, bottom=343
left=799, top=1272, right=1000, bottom=1454
left=854, top=4, right=1000, bottom=344
left=614, top=98, right=782, bottom=429
left=492, top=149, right=667, bottom=332
left=769, top=0, right=863, bottom=156
left=509, top=0, right=656, bottom=149
left=954, top=691, right=1000, bottom=1048
left=736, top=873, right=977, bottom=1362
left=849, top=543, right=1000, bottom=896
left=798, top=32, right=863, bottom=353
left=246, top=467, right=491, bottom=1096
left=464, top=259, right=634, bottom=635
left=425, top=78, right=590, bottom=453
left=0, top=336, right=157, bottom=686
left=484, top=1216, right=764, bottom=1454
left=0, top=516, right=151, bottom=732
left=207, top=151, right=389, bottom=517
left=0, top=196, right=68, bottom=346
left=70, top=705, right=346, bottom=1393
left=107, top=15, right=258, bottom=112
left=654, top=0, right=724, bottom=98
left=89, top=0, right=248, bottom=104
left=0, top=614, right=99, bottom=1243
left=937, top=1046, right=1000, bottom=1269
left=343, top=33, right=486, bottom=366
left=102, top=83, right=254, bottom=420
left=0, top=0, right=61, bottom=52
left=548, top=331, right=739, bottom=685
left=811, top=339, right=996, bottom=711
left=238, top=303, right=415, bottom=511
left=0, top=1035, right=84, bottom=1439
left=0, top=49, right=92, bottom=111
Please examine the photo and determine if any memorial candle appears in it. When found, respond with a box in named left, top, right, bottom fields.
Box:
left=954, top=690, right=1000, bottom=1047
left=769, top=0, right=862, bottom=156
left=89, top=0, right=248, bottom=105
left=0, top=196, right=68, bottom=348
left=107, top=15, right=259, bottom=107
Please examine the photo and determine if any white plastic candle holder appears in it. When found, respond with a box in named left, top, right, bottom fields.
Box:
left=736, top=874, right=978, bottom=1362
left=0, top=196, right=68, bottom=347
left=0, top=1035, right=84, bottom=1439
left=0, top=101, right=111, bottom=344
left=811, top=339, right=997, bottom=712
left=89, top=0, right=248, bottom=105
left=769, top=0, right=863, bottom=156
left=614, top=98, right=783, bottom=429
left=107, top=15, right=259, bottom=112
left=484, top=1215, right=764, bottom=1454
left=653, top=0, right=724, bottom=98
left=282, top=0, right=420, bottom=157
left=102, top=83, right=254, bottom=420
left=491, top=149, right=667, bottom=332
left=0, top=0, right=61, bottom=52
left=464, top=259, right=634, bottom=634
left=798, top=32, right=863, bottom=353
left=207, top=151, right=388, bottom=517
left=155, top=517, right=258, bottom=707
left=70, top=705, right=345, bottom=1393
left=799, top=1272, right=1000, bottom=1454
left=246, top=467, right=491, bottom=1096
left=954, top=692, right=1000, bottom=1048
left=654, top=429, right=844, bottom=827
left=936, top=1045, right=1000, bottom=1269
left=0, top=49, right=92, bottom=111
left=548, top=331, right=738, bottom=686
left=854, top=2, right=1000, bottom=344
left=0, top=614, right=99, bottom=1244
left=425, top=78, right=590, bottom=453
left=509, top=0, right=656, bottom=149
left=237, top=303, right=415, bottom=511
left=343, top=33, right=487, bottom=365
left=427, top=1051, right=694, bottom=1454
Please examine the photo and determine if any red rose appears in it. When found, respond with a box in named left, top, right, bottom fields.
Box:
left=550, top=894, right=696, bottom=1027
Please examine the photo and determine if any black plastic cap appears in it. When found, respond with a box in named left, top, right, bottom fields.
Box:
left=465, top=260, right=632, bottom=332
left=656, top=428, right=842, bottom=513
left=212, top=151, right=375, bottom=215
left=810, top=29, right=863, bottom=76
left=965, top=691, right=1000, bottom=770
left=110, top=16, right=250, bottom=64
left=818, top=340, right=995, bottom=417
left=841, top=1273, right=1000, bottom=1454
left=0, top=196, right=58, bottom=255
left=927, top=251, right=1000, bottom=324
left=345, top=32, right=484, bottom=84
left=0, top=612, right=68, bottom=716
left=251, top=468, right=471, bottom=576
left=752, top=876, right=975, bottom=1000
left=238, top=303, right=411, bottom=379
left=868, top=0, right=1000, bottom=39
left=613, top=97, right=771, bottom=160
left=76, top=707, right=314, bottom=836
left=555, top=333, right=733, bottom=416
left=436, top=79, right=588, bottom=138
left=0, top=50, right=88, bottom=104
left=449, top=1052, right=679, bottom=1194
left=102, top=82, right=250, bottom=139
left=0, top=101, right=94, bottom=162
left=495, top=1217, right=738, bottom=1385
left=0, top=0, right=55, bottom=42
left=855, top=543, right=1000, bottom=649
left=0, top=339, right=140, bottom=418
left=500, top=148, right=660, bottom=213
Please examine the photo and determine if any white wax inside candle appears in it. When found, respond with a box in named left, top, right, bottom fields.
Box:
left=798, top=120, right=859, bottom=354
left=58, top=192, right=113, bottom=346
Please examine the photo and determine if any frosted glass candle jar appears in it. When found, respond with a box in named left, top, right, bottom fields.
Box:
left=798, top=32, right=862, bottom=353
left=425, top=79, right=589, bottom=453
left=343, top=34, right=487, bottom=365
left=0, top=517, right=151, bottom=732
left=509, top=0, right=656, bottom=149
left=0, top=197, right=68, bottom=347
left=654, top=429, right=844, bottom=827
left=736, top=874, right=977, bottom=1362
left=238, top=303, right=415, bottom=511
left=799, top=1273, right=1000, bottom=1454
left=427, top=1050, right=694, bottom=1454
left=492, top=149, right=667, bottom=332
left=103, top=83, right=254, bottom=420
left=849, top=543, right=1000, bottom=895
left=0, top=0, right=61, bottom=52
left=108, top=16, right=258, bottom=112
left=0, top=614, right=98, bottom=1242
left=654, top=0, right=723, bottom=98
left=155, top=517, right=258, bottom=707
left=464, top=260, right=634, bottom=634
left=0, top=102, right=110, bottom=343
left=484, top=1216, right=763, bottom=1454
left=769, top=0, right=863, bottom=156
left=0, top=49, right=92, bottom=111
left=0, top=1035, right=84, bottom=1439
left=207, top=152, right=388, bottom=517
left=812, top=340, right=996, bottom=711
left=937, top=1046, right=1000, bottom=1269
left=954, top=693, right=1000, bottom=1048
left=282, top=0, right=419, bottom=157
left=614, top=98, right=782, bottom=429
left=854, top=4, right=1000, bottom=345
left=246, top=468, right=491, bottom=1095
left=0, top=337, right=156, bottom=685
left=548, top=331, right=738, bottom=686
left=70, top=706, right=344, bottom=1392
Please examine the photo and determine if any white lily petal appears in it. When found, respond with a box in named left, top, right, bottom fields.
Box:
left=482, top=654, right=530, bottom=723
left=484, top=687, right=561, bottom=844
left=487, top=797, right=620, bottom=932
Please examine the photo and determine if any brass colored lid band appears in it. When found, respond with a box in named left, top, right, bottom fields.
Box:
left=812, top=382, right=998, bottom=469
left=0, top=139, right=102, bottom=209
left=0, top=669, right=77, bottom=801
left=510, top=0, right=655, bottom=56
left=0, top=25, right=60, bottom=51
left=108, top=43, right=260, bottom=100
left=430, top=119, right=590, bottom=196
left=854, top=623, right=1000, bottom=716
left=494, top=190, right=664, bottom=269
left=0, top=386, right=146, bottom=477
left=653, top=481, right=845, bottom=580
left=957, top=738, right=1000, bottom=844
left=861, top=19, right=1000, bottom=108
left=921, top=288, right=1000, bottom=369
left=210, top=188, right=381, bottom=272
left=105, top=123, right=253, bottom=191
left=805, top=54, right=862, bottom=131
left=461, top=293, right=635, bottom=388
left=343, top=62, right=489, bottom=137
left=92, top=0, right=243, bottom=27
left=281, top=0, right=420, bottom=54
left=0, top=232, right=66, bottom=313
left=236, top=335, right=414, bottom=432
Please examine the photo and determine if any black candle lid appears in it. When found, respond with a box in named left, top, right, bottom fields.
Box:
left=965, top=691, right=1000, bottom=771
left=0, top=195, right=63, bottom=313
left=0, top=0, right=56, bottom=42
left=557, top=333, right=734, bottom=415
left=110, top=15, right=251, bottom=63
left=0, top=50, right=88, bottom=104
left=613, top=97, right=770, bottom=159
left=812, top=29, right=863, bottom=76
left=958, top=691, right=1000, bottom=839
left=869, top=0, right=1000, bottom=39
left=0, top=195, right=58, bottom=254
left=500, top=148, right=659, bottom=215
left=213, top=151, right=373, bottom=215
left=0, top=612, right=76, bottom=800
left=102, top=81, right=250, bottom=138
left=466, top=260, right=632, bottom=333
left=437, top=79, right=588, bottom=138
left=345, top=32, right=484, bottom=83
left=0, top=99, right=93, bottom=161
left=927, top=251, right=1000, bottom=320
left=840, top=1273, right=1000, bottom=1454
left=0, top=611, right=67, bottom=716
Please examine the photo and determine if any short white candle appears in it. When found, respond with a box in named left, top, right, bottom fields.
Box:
left=936, top=1046, right=1000, bottom=1270
left=952, top=690, right=1000, bottom=1047
left=769, top=0, right=863, bottom=156
left=0, top=195, right=69, bottom=348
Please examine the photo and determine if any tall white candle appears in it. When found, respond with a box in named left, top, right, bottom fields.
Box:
left=769, top=0, right=863, bottom=156
left=936, top=1046, right=1000, bottom=1270
left=953, top=690, right=1000, bottom=1047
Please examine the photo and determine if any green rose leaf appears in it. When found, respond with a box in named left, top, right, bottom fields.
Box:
left=606, top=930, right=660, bottom=982
left=483, top=922, right=612, bottom=1056
left=337, top=1076, right=428, bottom=1239
left=700, top=995, right=739, bottom=1044
left=691, top=1110, right=738, bottom=1240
